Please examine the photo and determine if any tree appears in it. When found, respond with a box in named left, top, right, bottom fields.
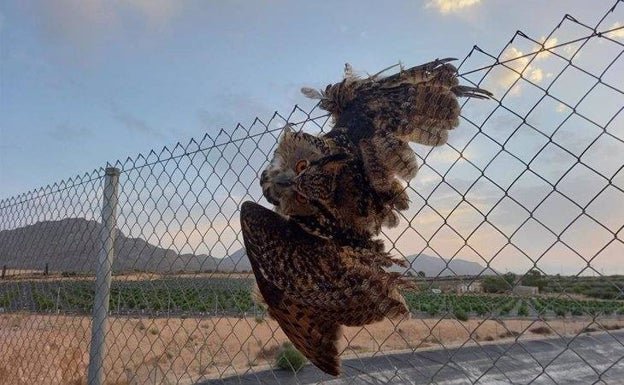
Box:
left=521, top=269, right=546, bottom=291
left=503, top=272, right=517, bottom=286
left=417, top=271, right=426, bottom=278
left=482, top=276, right=509, bottom=293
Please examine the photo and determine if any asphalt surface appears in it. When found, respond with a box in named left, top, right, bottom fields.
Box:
left=201, top=330, right=624, bottom=385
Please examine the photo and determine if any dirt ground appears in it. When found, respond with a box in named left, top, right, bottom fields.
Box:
left=0, top=313, right=621, bottom=385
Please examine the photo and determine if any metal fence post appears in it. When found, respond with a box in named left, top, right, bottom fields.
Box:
left=87, top=167, right=120, bottom=385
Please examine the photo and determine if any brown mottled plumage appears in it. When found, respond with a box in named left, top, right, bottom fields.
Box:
left=240, top=202, right=413, bottom=375
left=262, top=59, right=492, bottom=244
left=243, top=59, right=492, bottom=375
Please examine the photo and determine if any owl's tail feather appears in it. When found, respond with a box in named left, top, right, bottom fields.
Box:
left=269, top=301, right=342, bottom=375
left=342, top=271, right=415, bottom=325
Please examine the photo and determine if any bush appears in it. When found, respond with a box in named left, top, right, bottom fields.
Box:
left=482, top=276, right=510, bottom=293
left=517, top=304, right=529, bottom=317
left=453, top=308, right=469, bottom=321
left=530, top=326, right=552, bottom=335
left=276, top=343, right=307, bottom=372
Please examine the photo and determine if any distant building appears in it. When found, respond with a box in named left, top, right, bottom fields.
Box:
left=456, top=281, right=482, bottom=294
left=512, top=285, right=539, bottom=296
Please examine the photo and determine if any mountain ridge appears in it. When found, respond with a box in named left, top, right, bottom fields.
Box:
left=0, top=218, right=494, bottom=276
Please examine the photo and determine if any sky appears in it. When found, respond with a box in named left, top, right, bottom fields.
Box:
left=1, top=0, right=623, bottom=276
left=0, top=0, right=615, bottom=197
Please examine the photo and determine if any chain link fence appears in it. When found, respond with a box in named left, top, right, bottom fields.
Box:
left=1, top=2, right=624, bottom=384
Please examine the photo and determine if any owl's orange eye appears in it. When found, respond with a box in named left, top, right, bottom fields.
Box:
left=295, top=159, right=309, bottom=174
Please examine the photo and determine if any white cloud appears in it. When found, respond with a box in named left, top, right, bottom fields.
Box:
left=534, top=36, right=558, bottom=60
left=486, top=46, right=548, bottom=97
left=527, top=67, right=543, bottom=83
left=556, top=103, right=568, bottom=113
left=426, top=0, right=482, bottom=14
left=605, top=21, right=624, bottom=39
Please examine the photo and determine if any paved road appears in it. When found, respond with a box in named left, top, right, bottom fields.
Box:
left=202, top=330, right=624, bottom=385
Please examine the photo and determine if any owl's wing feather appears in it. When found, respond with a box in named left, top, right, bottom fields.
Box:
left=240, top=201, right=412, bottom=375
left=304, top=59, right=492, bottom=147
left=268, top=299, right=342, bottom=375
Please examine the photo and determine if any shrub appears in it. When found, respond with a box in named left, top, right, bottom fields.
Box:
left=530, top=326, right=552, bottom=335
left=499, top=331, right=520, bottom=338
left=454, top=308, right=469, bottom=322
left=276, top=343, right=307, bottom=372
left=482, top=276, right=509, bottom=293
left=517, top=304, right=529, bottom=317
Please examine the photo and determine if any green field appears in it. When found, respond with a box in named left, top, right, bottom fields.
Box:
left=0, top=277, right=257, bottom=315
left=1, top=276, right=623, bottom=320
left=403, top=292, right=624, bottom=319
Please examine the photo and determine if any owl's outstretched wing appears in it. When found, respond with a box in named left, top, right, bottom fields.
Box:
left=239, top=201, right=411, bottom=375
left=302, top=58, right=492, bottom=147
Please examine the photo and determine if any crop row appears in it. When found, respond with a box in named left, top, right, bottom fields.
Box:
left=403, top=293, right=624, bottom=319
left=0, top=278, right=257, bottom=315
left=1, top=278, right=623, bottom=319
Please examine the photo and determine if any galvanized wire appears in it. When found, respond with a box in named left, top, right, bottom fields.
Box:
left=1, top=2, right=624, bottom=384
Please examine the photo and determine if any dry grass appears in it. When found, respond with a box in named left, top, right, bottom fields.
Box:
left=0, top=313, right=621, bottom=385
left=530, top=325, right=553, bottom=335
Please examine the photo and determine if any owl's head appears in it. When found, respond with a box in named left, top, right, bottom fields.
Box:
left=260, top=125, right=346, bottom=217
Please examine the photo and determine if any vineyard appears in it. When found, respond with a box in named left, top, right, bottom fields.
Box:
left=1, top=277, right=622, bottom=320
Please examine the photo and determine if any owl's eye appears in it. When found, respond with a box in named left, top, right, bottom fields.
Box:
left=295, top=159, right=309, bottom=174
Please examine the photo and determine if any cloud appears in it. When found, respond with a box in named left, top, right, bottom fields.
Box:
left=110, top=102, right=161, bottom=136
left=487, top=47, right=529, bottom=96
left=198, top=93, right=277, bottom=133
left=485, top=34, right=565, bottom=97
left=28, top=0, right=182, bottom=57
left=426, top=0, right=482, bottom=14
left=125, top=0, right=182, bottom=27
left=534, top=36, right=558, bottom=60
left=527, top=67, right=544, bottom=83
left=48, top=123, right=94, bottom=142
left=605, top=21, right=624, bottom=39
left=556, top=103, right=568, bottom=113
left=486, top=46, right=550, bottom=96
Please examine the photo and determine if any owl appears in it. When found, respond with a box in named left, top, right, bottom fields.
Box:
left=240, top=201, right=414, bottom=375
left=262, top=58, right=492, bottom=244
left=242, top=59, right=492, bottom=375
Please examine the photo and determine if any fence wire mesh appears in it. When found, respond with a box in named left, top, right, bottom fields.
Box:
left=1, top=2, right=624, bottom=385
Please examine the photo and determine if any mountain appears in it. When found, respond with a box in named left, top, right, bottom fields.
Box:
left=393, top=254, right=496, bottom=277
left=0, top=218, right=212, bottom=273
left=0, top=218, right=492, bottom=276
left=178, top=248, right=252, bottom=272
